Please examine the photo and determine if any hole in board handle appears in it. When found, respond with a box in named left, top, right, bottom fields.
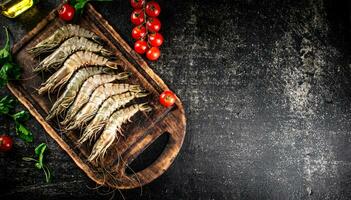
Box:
left=125, top=132, right=170, bottom=175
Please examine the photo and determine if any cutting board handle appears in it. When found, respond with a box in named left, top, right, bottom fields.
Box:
left=111, top=111, right=185, bottom=189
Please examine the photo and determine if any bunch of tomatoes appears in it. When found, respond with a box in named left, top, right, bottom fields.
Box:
left=130, top=0, right=163, bottom=61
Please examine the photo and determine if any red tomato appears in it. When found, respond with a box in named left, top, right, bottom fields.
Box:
left=148, top=33, right=163, bottom=47
left=130, top=0, right=145, bottom=9
left=146, top=46, right=160, bottom=61
left=146, top=1, right=161, bottom=17
left=134, top=40, right=148, bottom=54
left=159, top=90, right=176, bottom=107
left=146, top=17, right=161, bottom=32
left=0, top=135, right=13, bottom=152
left=58, top=3, right=75, bottom=22
left=131, top=9, right=145, bottom=25
left=132, top=25, right=147, bottom=40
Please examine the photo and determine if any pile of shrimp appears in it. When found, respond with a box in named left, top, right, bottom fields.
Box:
left=29, top=24, right=152, bottom=162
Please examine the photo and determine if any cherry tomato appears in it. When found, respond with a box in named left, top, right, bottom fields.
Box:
left=0, top=135, right=13, bottom=152
left=58, top=3, right=75, bottom=22
left=159, top=90, right=176, bottom=107
left=146, top=17, right=161, bottom=32
left=134, top=40, right=148, bottom=54
left=146, top=1, right=161, bottom=17
left=148, top=33, right=163, bottom=47
left=132, top=25, right=147, bottom=40
left=130, top=0, right=145, bottom=9
left=131, top=9, right=145, bottom=25
left=146, top=46, right=160, bottom=61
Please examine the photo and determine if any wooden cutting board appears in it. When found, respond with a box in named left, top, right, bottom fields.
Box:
left=7, top=4, right=186, bottom=189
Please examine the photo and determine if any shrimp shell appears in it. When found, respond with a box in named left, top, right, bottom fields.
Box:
left=38, top=51, right=122, bottom=95
left=46, top=68, right=130, bottom=121
left=34, top=37, right=113, bottom=72
left=61, top=73, right=133, bottom=125
left=28, top=24, right=102, bottom=57
left=65, top=84, right=143, bottom=130
left=87, top=103, right=152, bottom=162
left=78, top=92, right=149, bottom=145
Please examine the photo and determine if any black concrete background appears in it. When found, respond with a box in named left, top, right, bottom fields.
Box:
left=1, top=0, right=351, bottom=199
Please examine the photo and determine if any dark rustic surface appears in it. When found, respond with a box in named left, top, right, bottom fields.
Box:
left=1, top=0, right=351, bottom=199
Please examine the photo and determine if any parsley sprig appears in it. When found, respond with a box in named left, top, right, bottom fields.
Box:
left=0, top=26, right=21, bottom=86
left=23, top=143, right=51, bottom=183
left=0, top=96, right=33, bottom=142
left=0, top=27, right=52, bottom=183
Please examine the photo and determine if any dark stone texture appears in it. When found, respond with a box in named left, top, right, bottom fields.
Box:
left=1, top=0, right=351, bottom=199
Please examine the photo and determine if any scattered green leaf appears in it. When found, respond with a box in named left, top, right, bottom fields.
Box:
left=0, top=96, right=15, bottom=115
left=22, top=157, right=37, bottom=162
left=23, top=143, right=51, bottom=183
left=0, top=95, right=33, bottom=142
left=35, top=143, right=46, bottom=156
left=35, top=143, right=47, bottom=168
left=0, top=27, right=21, bottom=86
left=0, top=26, right=11, bottom=64
left=12, top=110, right=30, bottom=122
left=14, top=122, right=33, bottom=142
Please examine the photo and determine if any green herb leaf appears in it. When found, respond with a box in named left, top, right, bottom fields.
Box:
left=35, top=162, right=42, bottom=169
left=0, top=96, right=15, bottom=115
left=0, top=62, right=13, bottom=86
left=12, top=110, right=29, bottom=122
left=35, top=143, right=46, bottom=156
left=0, top=27, right=21, bottom=86
left=15, top=122, right=33, bottom=142
left=22, top=157, right=38, bottom=162
left=35, top=143, right=47, bottom=172
left=0, top=26, right=11, bottom=64
left=23, top=143, right=52, bottom=183
left=0, top=62, right=21, bottom=86
left=12, top=110, right=32, bottom=142
left=43, top=166, right=51, bottom=183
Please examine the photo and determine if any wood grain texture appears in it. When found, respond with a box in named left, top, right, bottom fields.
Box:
left=7, top=4, right=186, bottom=189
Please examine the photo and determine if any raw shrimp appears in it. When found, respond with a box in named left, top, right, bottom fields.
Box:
left=28, top=24, right=102, bottom=57
left=62, top=73, right=133, bottom=125
left=46, top=69, right=130, bottom=121
left=78, top=92, right=149, bottom=145
left=34, top=37, right=113, bottom=72
left=38, top=51, right=122, bottom=95
left=87, top=103, right=152, bottom=162
left=65, top=84, right=143, bottom=130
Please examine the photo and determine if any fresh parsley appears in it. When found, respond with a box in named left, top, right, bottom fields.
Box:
left=0, top=26, right=21, bottom=87
left=23, top=143, right=52, bottom=183
left=0, top=96, right=33, bottom=142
